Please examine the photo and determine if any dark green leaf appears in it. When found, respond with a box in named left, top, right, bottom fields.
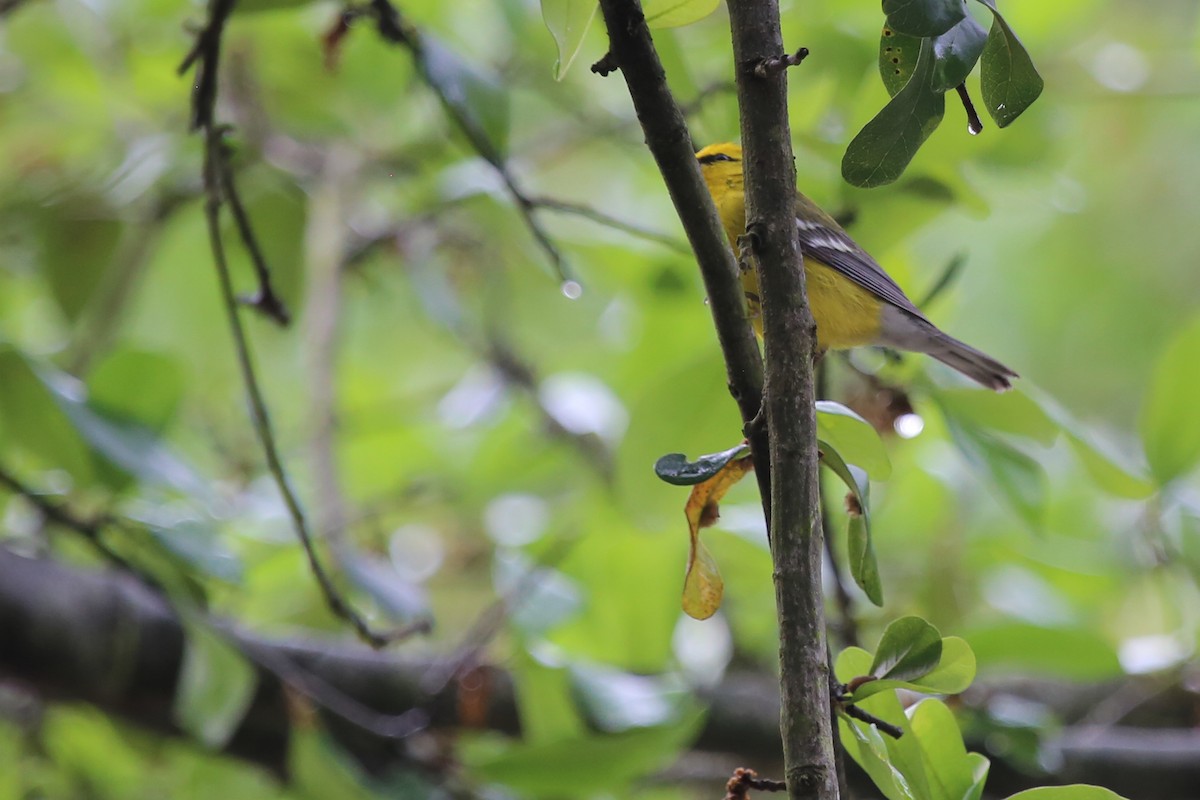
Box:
left=879, top=25, right=923, bottom=97
left=930, top=12, right=988, bottom=91
left=883, top=0, right=967, bottom=37
left=843, top=38, right=945, bottom=188
left=975, top=0, right=1043, bottom=127
left=654, top=442, right=751, bottom=485
left=870, top=616, right=943, bottom=682
left=1140, top=316, right=1200, bottom=486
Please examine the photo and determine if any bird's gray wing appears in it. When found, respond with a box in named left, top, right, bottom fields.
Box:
left=794, top=216, right=929, bottom=322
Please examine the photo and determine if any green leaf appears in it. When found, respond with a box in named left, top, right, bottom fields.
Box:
left=883, top=0, right=967, bottom=37
left=910, top=699, right=987, bottom=800
left=879, top=25, right=923, bottom=97
left=0, top=346, right=97, bottom=484
left=1140, top=316, right=1200, bottom=486
left=816, top=400, right=892, bottom=479
left=460, top=714, right=702, bottom=797
left=943, top=413, right=1047, bottom=529
left=975, top=0, right=1043, bottom=127
left=174, top=617, right=257, bottom=749
left=1005, top=787, right=1130, bottom=800
left=0, top=345, right=204, bottom=496
left=37, top=199, right=122, bottom=323
left=870, top=616, right=943, bottom=682
left=839, top=717, right=916, bottom=800
left=540, top=0, right=599, bottom=80
left=422, top=35, right=511, bottom=156
left=88, top=349, right=184, bottom=433
left=654, top=442, right=751, bottom=485
left=843, top=38, right=946, bottom=188
left=643, top=0, right=720, bottom=29
left=820, top=445, right=883, bottom=605
left=934, top=388, right=1058, bottom=446
left=847, top=506, right=883, bottom=606
left=910, top=636, right=976, bottom=694
left=966, top=621, right=1122, bottom=681
left=930, top=12, right=988, bottom=92
left=846, top=635, right=975, bottom=701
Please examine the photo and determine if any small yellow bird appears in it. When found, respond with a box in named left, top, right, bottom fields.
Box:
left=696, top=143, right=1017, bottom=391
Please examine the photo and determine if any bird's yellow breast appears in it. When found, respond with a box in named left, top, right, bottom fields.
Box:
left=706, top=172, right=882, bottom=351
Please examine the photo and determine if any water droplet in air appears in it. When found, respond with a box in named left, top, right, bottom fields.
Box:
left=561, top=280, right=582, bottom=300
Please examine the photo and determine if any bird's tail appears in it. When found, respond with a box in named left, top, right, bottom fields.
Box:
left=923, top=332, right=1018, bottom=391
left=879, top=307, right=1018, bottom=391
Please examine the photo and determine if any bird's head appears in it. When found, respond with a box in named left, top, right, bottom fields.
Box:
left=696, top=142, right=743, bottom=189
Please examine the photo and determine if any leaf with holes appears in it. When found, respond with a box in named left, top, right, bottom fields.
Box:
left=844, top=38, right=945, bottom=188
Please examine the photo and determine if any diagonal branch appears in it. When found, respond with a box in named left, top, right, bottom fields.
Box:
left=594, top=0, right=772, bottom=524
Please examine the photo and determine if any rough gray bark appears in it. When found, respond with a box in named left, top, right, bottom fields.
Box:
left=723, top=1, right=837, bottom=797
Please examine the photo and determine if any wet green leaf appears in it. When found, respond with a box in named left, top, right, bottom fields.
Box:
left=844, top=38, right=945, bottom=188
left=879, top=25, right=923, bottom=97
left=930, top=12, right=988, bottom=91
left=883, top=0, right=967, bottom=37
left=654, top=442, right=750, bottom=485
left=975, top=0, right=1043, bottom=127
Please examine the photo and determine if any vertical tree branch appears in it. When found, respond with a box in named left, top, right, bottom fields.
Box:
left=724, top=0, right=838, bottom=797
left=594, top=0, right=772, bottom=520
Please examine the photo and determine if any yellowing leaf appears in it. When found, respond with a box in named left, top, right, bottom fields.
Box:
left=680, top=453, right=754, bottom=619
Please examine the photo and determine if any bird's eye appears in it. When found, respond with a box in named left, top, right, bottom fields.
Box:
left=698, top=152, right=737, bottom=164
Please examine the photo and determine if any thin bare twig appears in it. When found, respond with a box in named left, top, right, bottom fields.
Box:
left=364, top=0, right=574, bottom=284
left=726, top=767, right=787, bottom=799
left=529, top=196, right=689, bottom=254
left=181, top=1, right=423, bottom=648
left=843, top=704, right=904, bottom=740
left=0, top=467, right=133, bottom=574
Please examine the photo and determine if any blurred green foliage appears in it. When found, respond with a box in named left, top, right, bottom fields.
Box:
left=1, top=0, right=1199, bottom=797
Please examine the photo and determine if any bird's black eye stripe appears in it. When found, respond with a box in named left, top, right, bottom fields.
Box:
left=698, top=152, right=738, bottom=164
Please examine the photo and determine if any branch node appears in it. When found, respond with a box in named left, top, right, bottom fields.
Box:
left=753, top=46, right=810, bottom=78
left=591, top=51, right=620, bottom=76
